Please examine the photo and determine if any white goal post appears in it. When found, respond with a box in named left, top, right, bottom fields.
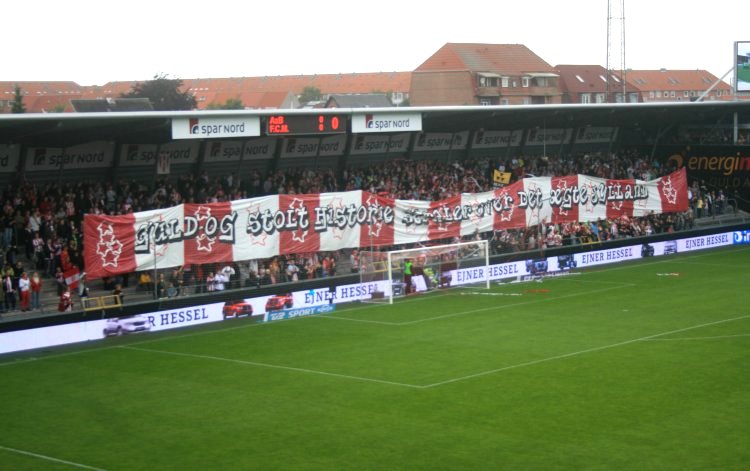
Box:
left=359, top=240, right=490, bottom=304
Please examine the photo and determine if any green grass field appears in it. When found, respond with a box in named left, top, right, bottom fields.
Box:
left=1, top=245, right=749, bottom=470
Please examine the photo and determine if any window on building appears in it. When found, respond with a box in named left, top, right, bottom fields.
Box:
left=479, top=98, right=492, bottom=106
left=595, top=93, right=606, bottom=103
left=670, top=91, right=676, bottom=97
left=478, top=76, right=499, bottom=87
left=501, top=77, right=509, bottom=87
left=649, top=91, right=655, bottom=99
left=522, top=77, right=530, bottom=87
left=656, top=91, right=662, bottom=98
left=511, top=79, right=518, bottom=87
left=575, top=75, right=585, bottom=83
left=683, top=91, right=689, bottom=97
left=500, top=98, right=510, bottom=105
left=522, top=97, right=530, bottom=105
left=615, top=93, right=624, bottom=103
left=580, top=93, right=591, bottom=104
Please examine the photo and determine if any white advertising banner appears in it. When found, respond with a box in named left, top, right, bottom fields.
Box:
left=351, top=112, right=422, bottom=133
left=172, top=116, right=261, bottom=139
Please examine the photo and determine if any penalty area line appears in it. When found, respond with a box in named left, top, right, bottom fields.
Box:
left=120, top=345, right=423, bottom=389
left=642, top=333, right=750, bottom=341
left=0, top=445, right=107, bottom=471
left=421, top=313, right=750, bottom=388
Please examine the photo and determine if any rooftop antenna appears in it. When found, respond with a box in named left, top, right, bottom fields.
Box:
left=606, top=0, right=626, bottom=103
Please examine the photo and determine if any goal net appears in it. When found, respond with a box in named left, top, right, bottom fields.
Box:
left=359, top=240, right=490, bottom=304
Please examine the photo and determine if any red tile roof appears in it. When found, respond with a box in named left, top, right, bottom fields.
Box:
left=416, top=43, right=556, bottom=75
left=555, top=65, right=624, bottom=94
left=26, top=95, right=79, bottom=113
left=623, top=69, right=730, bottom=92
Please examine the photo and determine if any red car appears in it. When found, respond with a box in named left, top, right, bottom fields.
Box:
left=222, top=300, right=254, bottom=319
left=265, top=293, right=293, bottom=312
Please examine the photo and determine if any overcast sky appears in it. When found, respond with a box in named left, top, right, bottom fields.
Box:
left=2, top=0, right=746, bottom=86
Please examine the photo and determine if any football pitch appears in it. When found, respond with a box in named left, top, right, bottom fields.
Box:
left=1, top=245, right=749, bottom=470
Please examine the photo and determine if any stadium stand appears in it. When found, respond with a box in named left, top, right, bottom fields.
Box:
left=0, top=145, right=743, bottom=322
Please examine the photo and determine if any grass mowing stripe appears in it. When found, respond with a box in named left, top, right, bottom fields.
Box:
left=120, top=345, right=424, bottom=389
left=0, top=445, right=107, bottom=471
left=421, top=313, right=750, bottom=388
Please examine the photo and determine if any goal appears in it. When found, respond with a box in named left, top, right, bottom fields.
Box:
left=359, top=240, right=490, bottom=304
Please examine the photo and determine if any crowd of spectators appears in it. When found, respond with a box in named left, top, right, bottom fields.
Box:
left=0, top=149, right=739, bottom=316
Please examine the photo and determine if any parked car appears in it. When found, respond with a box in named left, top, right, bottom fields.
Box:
left=265, top=293, right=293, bottom=312
left=103, top=315, right=151, bottom=337
left=525, top=259, right=548, bottom=275
left=663, top=241, right=678, bottom=255
left=641, top=244, right=655, bottom=257
left=557, top=255, right=577, bottom=270
left=222, top=300, right=254, bottom=319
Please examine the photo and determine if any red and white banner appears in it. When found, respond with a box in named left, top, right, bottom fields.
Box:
left=84, top=169, right=689, bottom=278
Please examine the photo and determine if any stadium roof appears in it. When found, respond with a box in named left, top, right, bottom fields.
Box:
left=1, top=101, right=749, bottom=147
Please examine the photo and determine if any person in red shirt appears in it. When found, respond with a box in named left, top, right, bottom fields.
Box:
left=58, top=286, right=73, bottom=312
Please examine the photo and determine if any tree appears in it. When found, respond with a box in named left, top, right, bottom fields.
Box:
left=206, top=98, right=244, bottom=110
left=11, top=85, right=26, bottom=113
left=299, top=86, right=322, bottom=104
left=121, top=73, right=196, bottom=111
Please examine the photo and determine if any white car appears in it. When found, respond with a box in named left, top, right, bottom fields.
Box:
left=103, top=315, right=152, bottom=336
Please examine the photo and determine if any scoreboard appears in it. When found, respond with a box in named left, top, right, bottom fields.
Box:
left=266, top=114, right=347, bottom=135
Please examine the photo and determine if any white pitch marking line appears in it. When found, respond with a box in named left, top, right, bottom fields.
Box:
left=120, top=345, right=423, bottom=389
left=318, top=315, right=401, bottom=325
left=643, top=333, right=750, bottom=341
left=396, top=283, right=636, bottom=326
left=0, top=445, right=107, bottom=471
left=420, top=313, right=750, bottom=389
left=0, top=345, right=122, bottom=368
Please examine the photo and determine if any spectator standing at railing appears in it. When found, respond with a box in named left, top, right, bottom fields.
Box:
left=350, top=250, right=360, bottom=273
left=18, top=272, right=30, bottom=312
left=213, top=270, right=227, bottom=291
left=30, top=272, right=42, bottom=310
left=3, top=270, right=17, bottom=312
left=31, top=231, right=45, bottom=271
left=155, top=273, right=167, bottom=298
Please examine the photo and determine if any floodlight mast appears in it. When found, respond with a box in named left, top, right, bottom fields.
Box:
left=606, top=0, right=626, bottom=103
left=695, top=65, right=737, bottom=144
